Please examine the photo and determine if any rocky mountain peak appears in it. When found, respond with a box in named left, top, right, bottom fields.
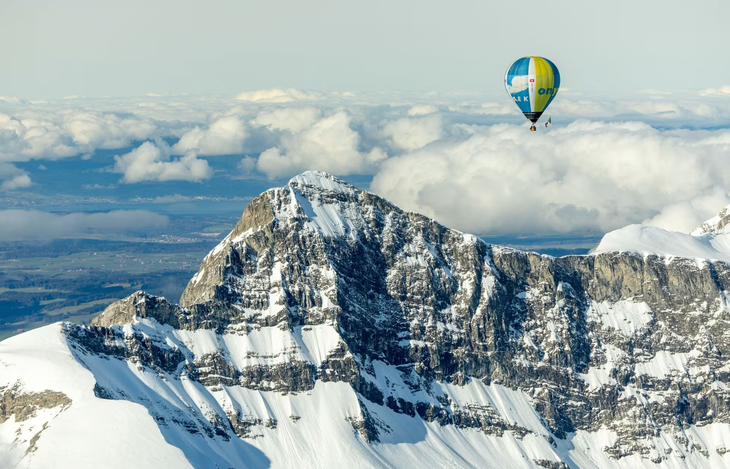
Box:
left=691, top=203, right=730, bottom=236
left=178, top=170, right=422, bottom=307
left=4, top=172, right=730, bottom=468
left=288, top=170, right=356, bottom=193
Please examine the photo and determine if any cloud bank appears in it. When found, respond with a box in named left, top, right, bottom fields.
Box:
left=113, top=142, right=213, bottom=183
left=0, top=210, right=169, bottom=241
left=172, top=116, right=247, bottom=156
left=252, top=107, right=322, bottom=133
left=255, top=111, right=387, bottom=178
left=0, top=163, right=32, bottom=190
left=236, top=88, right=322, bottom=103
left=701, top=85, right=730, bottom=97
left=371, top=121, right=730, bottom=234
left=0, top=110, right=161, bottom=162
left=382, top=114, right=444, bottom=151
left=6, top=88, right=730, bottom=235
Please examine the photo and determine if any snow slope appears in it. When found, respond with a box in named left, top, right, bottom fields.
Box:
left=0, top=325, right=194, bottom=469
left=3, top=321, right=729, bottom=469
left=3, top=172, right=730, bottom=469
left=594, top=203, right=730, bottom=261
left=594, top=224, right=730, bottom=262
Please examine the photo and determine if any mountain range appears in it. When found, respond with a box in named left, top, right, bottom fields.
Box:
left=3, top=171, right=730, bottom=468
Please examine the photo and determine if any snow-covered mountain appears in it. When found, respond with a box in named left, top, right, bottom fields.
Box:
left=692, top=204, right=730, bottom=236
left=3, top=171, right=730, bottom=469
left=594, top=203, right=730, bottom=262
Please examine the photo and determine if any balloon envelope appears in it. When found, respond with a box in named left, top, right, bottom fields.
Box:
left=504, top=56, right=560, bottom=124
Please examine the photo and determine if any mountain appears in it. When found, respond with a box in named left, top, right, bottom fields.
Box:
left=594, top=201, right=730, bottom=261
left=2, top=171, right=730, bottom=468
left=692, top=204, right=730, bottom=236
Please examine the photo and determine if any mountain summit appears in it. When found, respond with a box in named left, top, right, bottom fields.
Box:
left=2, top=171, right=730, bottom=468
left=692, top=203, right=730, bottom=236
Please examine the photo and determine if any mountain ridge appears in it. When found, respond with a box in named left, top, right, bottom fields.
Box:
left=3, top=171, right=730, bottom=468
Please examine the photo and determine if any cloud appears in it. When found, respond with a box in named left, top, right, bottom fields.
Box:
left=0, top=96, right=23, bottom=104
left=237, top=156, right=257, bottom=173
left=0, top=113, right=76, bottom=160
left=701, top=85, right=730, bottom=97
left=449, top=102, right=515, bottom=116
left=0, top=109, right=162, bottom=162
left=113, top=141, right=213, bottom=183
left=0, top=163, right=31, bottom=190
left=549, top=95, right=723, bottom=122
left=145, top=92, right=177, bottom=97
left=382, top=114, right=444, bottom=151
left=2, top=174, right=31, bottom=190
left=0, top=209, right=168, bottom=241
left=251, top=107, right=322, bottom=133
left=643, top=187, right=730, bottom=233
left=407, top=105, right=438, bottom=116
left=61, top=110, right=157, bottom=148
left=151, top=194, right=194, bottom=203
left=6, top=92, right=730, bottom=237
left=235, top=88, right=322, bottom=103
left=254, top=111, right=387, bottom=178
left=370, top=121, right=730, bottom=234
left=445, top=93, right=727, bottom=123
left=172, top=116, right=247, bottom=155
left=2, top=90, right=730, bottom=166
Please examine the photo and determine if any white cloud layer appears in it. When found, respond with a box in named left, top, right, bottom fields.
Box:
left=62, top=110, right=157, bottom=148
left=701, top=85, right=730, bottom=97
left=114, top=141, right=213, bottom=183
left=152, top=194, right=194, bottom=203
left=251, top=107, right=322, bottom=133
left=0, top=97, right=23, bottom=104
left=255, top=111, right=387, bottom=178
left=371, top=121, right=730, bottom=234
left=172, top=116, right=247, bottom=156
left=382, top=114, right=443, bottom=151
left=6, top=91, right=730, bottom=234
left=0, top=209, right=168, bottom=241
left=643, top=187, right=730, bottom=233
left=236, top=88, right=322, bottom=103
left=407, top=105, right=438, bottom=116
left=0, top=110, right=161, bottom=162
left=0, top=163, right=31, bottom=190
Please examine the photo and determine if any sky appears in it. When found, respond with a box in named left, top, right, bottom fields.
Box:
left=1, top=1, right=730, bottom=241
left=2, top=0, right=729, bottom=98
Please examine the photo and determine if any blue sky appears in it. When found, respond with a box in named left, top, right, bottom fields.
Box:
left=2, top=0, right=729, bottom=98
left=1, top=1, right=730, bottom=240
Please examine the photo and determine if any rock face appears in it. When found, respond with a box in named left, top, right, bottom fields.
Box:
left=4, top=171, right=730, bottom=468
left=692, top=203, right=730, bottom=235
left=0, top=384, right=72, bottom=424
left=0, top=383, right=72, bottom=456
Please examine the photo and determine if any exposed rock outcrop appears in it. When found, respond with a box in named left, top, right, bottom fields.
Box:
left=62, top=171, right=730, bottom=466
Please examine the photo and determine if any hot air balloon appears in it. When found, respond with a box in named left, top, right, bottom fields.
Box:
left=504, top=56, right=560, bottom=131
